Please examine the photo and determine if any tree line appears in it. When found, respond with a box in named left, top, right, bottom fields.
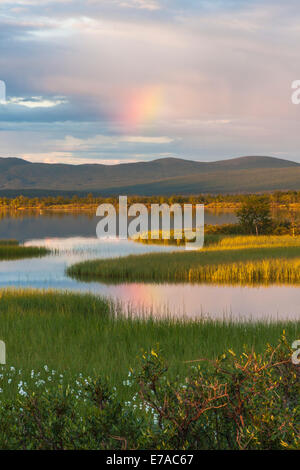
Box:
left=2, top=190, right=300, bottom=209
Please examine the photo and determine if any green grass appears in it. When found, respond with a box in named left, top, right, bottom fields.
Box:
left=0, top=289, right=298, bottom=400
left=0, top=240, right=49, bottom=260
left=210, top=234, right=300, bottom=248
left=68, top=235, right=300, bottom=285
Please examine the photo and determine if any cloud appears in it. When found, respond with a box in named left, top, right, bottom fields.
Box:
left=0, top=0, right=161, bottom=6
left=21, top=153, right=142, bottom=165
left=119, top=0, right=161, bottom=11
left=123, top=136, right=174, bottom=143
left=55, top=134, right=174, bottom=151
left=1, top=0, right=300, bottom=163
left=6, top=96, right=68, bottom=108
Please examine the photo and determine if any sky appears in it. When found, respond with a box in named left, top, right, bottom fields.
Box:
left=0, top=0, right=300, bottom=165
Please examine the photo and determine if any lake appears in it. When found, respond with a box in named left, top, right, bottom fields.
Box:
left=0, top=210, right=299, bottom=322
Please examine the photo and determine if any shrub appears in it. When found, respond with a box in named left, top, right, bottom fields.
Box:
left=236, top=196, right=272, bottom=235
left=0, top=335, right=298, bottom=449
left=135, top=333, right=299, bottom=450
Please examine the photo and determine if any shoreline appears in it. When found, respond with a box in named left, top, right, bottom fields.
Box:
left=1, top=202, right=300, bottom=214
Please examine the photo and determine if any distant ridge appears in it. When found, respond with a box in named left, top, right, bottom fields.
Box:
left=0, top=155, right=299, bottom=196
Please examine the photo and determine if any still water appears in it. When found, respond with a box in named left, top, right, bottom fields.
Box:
left=0, top=211, right=299, bottom=322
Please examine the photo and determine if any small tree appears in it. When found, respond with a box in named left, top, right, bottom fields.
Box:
left=283, top=203, right=300, bottom=237
left=236, top=196, right=272, bottom=235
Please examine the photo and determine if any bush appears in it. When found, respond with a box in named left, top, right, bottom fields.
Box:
left=135, top=334, right=299, bottom=450
left=0, top=335, right=298, bottom=449
left=205, top=223, right=245, bottom=235
left=236, top=196, right=272, bottom=235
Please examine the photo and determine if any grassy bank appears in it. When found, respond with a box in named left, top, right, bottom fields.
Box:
left=0, top=289, right=299, bottom=401
left=0, top=240, right=49, bottom=260
left=0, top=334, right=298, bottom=450
left=68, top=235, right=300, bottom=285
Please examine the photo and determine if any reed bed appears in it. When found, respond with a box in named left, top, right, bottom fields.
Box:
left=0, top=239, right=19, bottom=246
left=135, top=230, right=222, bottom=247
left=211, top=235, right=300, bottom=249
left=186, top=258, right=300, bottom=284
left=136, top=233, right=300, bottom=249
left=0, top=245, right=49, bottom=260
left=68, top=236, right=300, bottom=285
left=0, top=289, right=298, bottom=400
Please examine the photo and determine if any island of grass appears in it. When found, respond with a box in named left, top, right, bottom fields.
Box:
left=0, top=239, right=49, bottom=260
left=67, top=235, right=300, bottom=285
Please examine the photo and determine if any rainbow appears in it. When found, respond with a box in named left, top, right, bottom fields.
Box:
left=123, top=86, right=163, bottom=128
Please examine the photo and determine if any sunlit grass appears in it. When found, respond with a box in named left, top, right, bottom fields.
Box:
left=210, top=235, right=300, bottom=249
left=136, top=232, right=300, bottom=249
left=68, top=235, right=300, bottom=285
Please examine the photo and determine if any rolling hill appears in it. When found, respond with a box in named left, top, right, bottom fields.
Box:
left=0, top=155, right=299, bottom=196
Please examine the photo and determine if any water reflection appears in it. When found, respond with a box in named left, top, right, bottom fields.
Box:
left=0, top=209, right=238, bottom=241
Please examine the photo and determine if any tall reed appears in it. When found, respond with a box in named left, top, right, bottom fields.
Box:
left=0, top=289, right=298, bottom=400
left=0, top=239, right=19, bottom=246
left=68, top=236, right=300, bottom=285
left=0, top=245, right=49, bottom=260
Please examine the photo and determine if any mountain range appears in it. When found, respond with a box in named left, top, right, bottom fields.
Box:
left=0, top=155, right=299, bottom=196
